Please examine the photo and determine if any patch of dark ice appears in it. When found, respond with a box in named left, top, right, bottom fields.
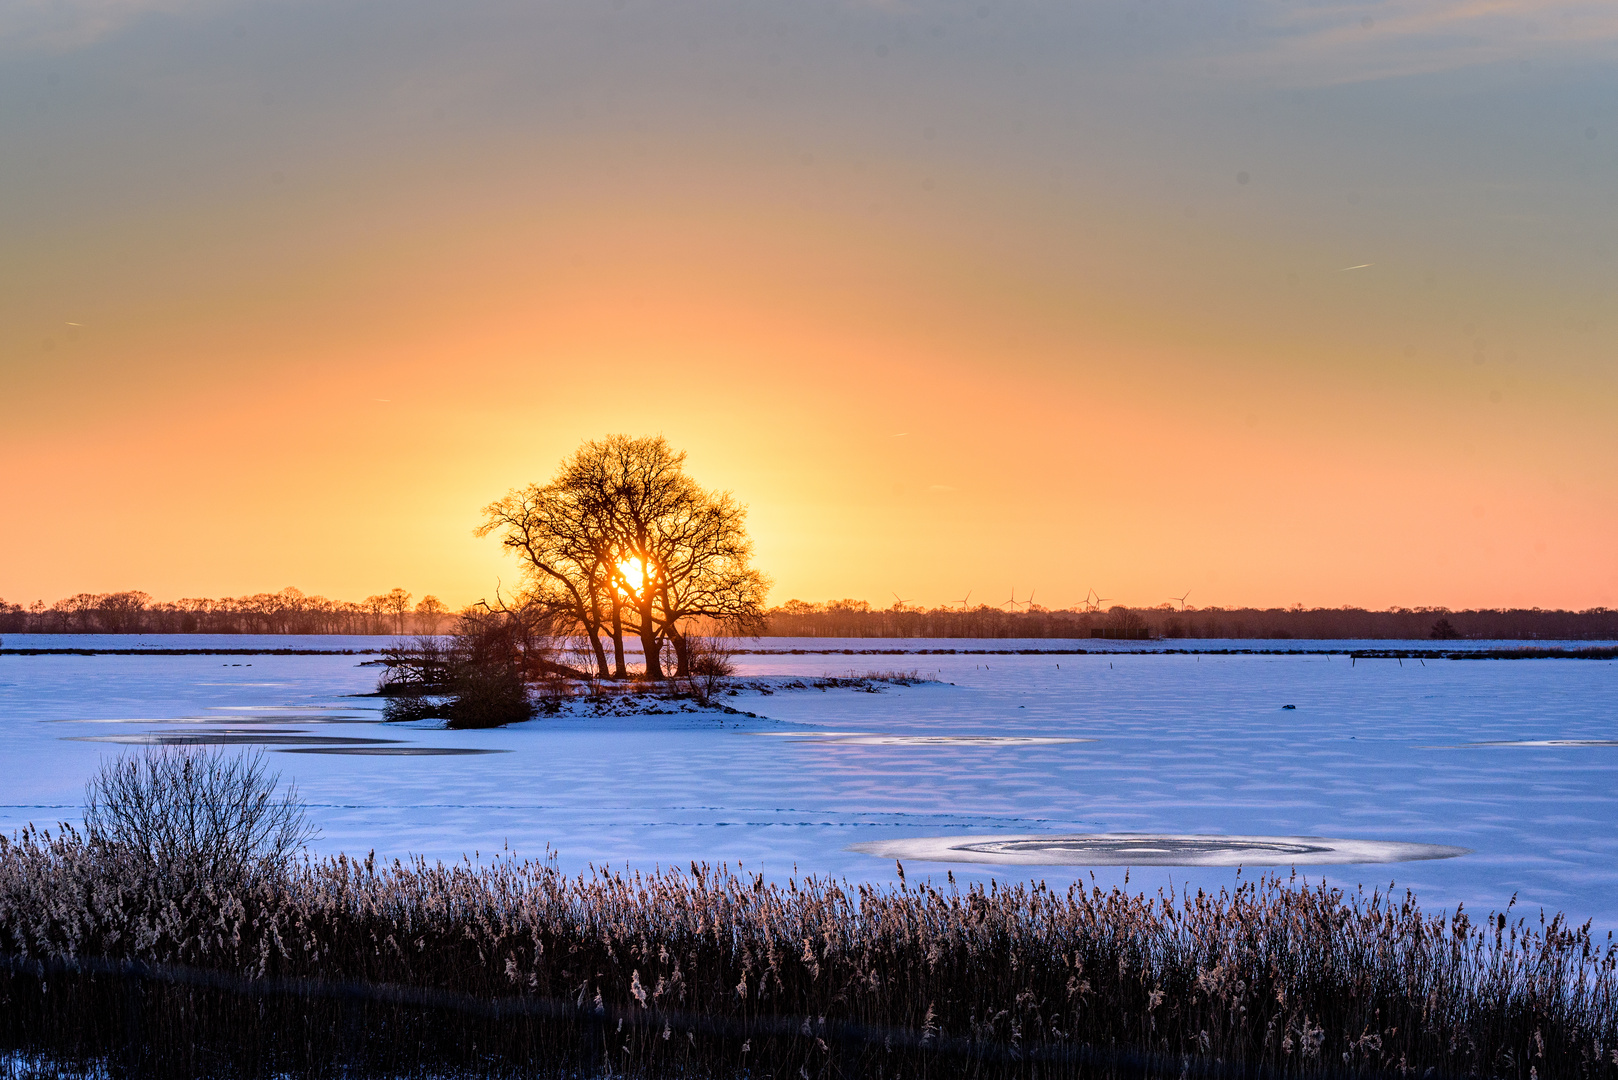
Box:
left=66, top=733, right=401, bottom=747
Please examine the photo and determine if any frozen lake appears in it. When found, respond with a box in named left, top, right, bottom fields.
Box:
left=2, top=636, right=1616, bottom=929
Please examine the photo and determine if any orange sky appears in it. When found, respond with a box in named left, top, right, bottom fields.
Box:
left=2, top=0, right=1615, bottom=612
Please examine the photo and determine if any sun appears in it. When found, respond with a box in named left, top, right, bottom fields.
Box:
left=616, top=557, right=648, bottom=592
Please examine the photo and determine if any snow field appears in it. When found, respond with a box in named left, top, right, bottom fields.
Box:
left=2, top=638, right=1615, bottom=928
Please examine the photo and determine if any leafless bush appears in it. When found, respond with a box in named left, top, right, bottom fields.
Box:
left=377, top=605, right=554, bottom=727
left=377, top=635, right=457, bottom=697
left=682, top=635, right=737, bottom=704
left=83, top=747, right=315, bottom=889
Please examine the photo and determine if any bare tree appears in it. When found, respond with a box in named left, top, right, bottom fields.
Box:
left=480, top=436, right=770, bottom=680
left=644, top=488, right=769, bottom=675
left=97, top=591, right=153, bottom=633
left=477, top=484, right=618, bottom=678
left=558, top=435, right=769, bottom=678
left=414, top=595, right=449, bottom=634
left=380, top=588, right=413, bottom=634
left=361, top=589, right=415, bottom=634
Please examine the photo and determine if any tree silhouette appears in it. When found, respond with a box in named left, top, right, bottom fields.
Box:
left=479, top=435, right=769, bottom=680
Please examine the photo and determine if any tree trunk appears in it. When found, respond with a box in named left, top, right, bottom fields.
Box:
left=638, top=602, right=663, bottom=679
left=583, top=587, right=611, bottom=679
left=669, top=627, right=691, bottom=678
left=610, top=599, right=628, bottom=679
left=587, top=629, right=609, bottom=680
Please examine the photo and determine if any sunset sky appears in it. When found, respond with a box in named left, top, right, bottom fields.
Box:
left=2, top=0, right=1615, bottom=611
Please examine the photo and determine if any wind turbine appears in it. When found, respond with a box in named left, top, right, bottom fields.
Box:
left=1170, top=590, right=1191, bottom=611
left=1022, top=589, right=1037, bottom=612
left=892, top=592, right=914, bottom=610
left=953, top=590, right=973, bottom=610
left=1002, top=588, right=1019, bottom=611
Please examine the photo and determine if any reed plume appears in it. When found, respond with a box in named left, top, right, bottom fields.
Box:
left=3, top=828, right=1615, bottom=1078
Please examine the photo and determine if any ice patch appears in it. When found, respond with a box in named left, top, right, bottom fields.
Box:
left=794, top=735, right=1087, bottom=747
left=210, top=705, right=363, bottom=712
left=66, top=733, right=401, bottom=747
left=749, top=732, right=1086, bottom=746
left=849, top=833, right=1471, bottom=866
left=1460, top=740, right=1618, bottom=748
left=278, top=747, right=509, bottom=756
left=52, top=715, right=368, bottom=724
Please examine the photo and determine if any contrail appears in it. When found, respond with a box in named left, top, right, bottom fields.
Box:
left=1337, top=263, right=1372, bottom=271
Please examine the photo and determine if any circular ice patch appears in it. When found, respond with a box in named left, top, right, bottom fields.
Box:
left=848, top=833, right=1470, bottom=866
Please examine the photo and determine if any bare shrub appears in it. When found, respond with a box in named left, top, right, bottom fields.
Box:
left=683, top=635, right=737, bottom=704
left=376, top=604, right=559, bottom=727
left=377, top=635, right=457, bottom=697
left=83, top=746, right=315, bottom=889
left=379, top=634, right=458, bottom=722
left=380, top=692, right=443, bottom=723
left=442, top=666, right=532, bottom=729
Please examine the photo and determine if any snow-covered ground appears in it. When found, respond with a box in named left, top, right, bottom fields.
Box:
left=2, top=637, right=1615, bottom=929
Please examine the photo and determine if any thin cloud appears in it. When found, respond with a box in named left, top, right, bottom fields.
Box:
left=0, top=0, right=225, bottom=53
left=1228, top=0, right=1618, bottom=85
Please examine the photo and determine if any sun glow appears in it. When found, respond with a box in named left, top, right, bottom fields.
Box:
left=617, top=557, right=648, bottom=593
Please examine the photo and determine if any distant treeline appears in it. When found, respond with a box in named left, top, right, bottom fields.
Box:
left=761, top=600, right=1618, bottom=641
left=5, top=589, right=1617, bottom=640
left=0, top=588, right=450, bottom=636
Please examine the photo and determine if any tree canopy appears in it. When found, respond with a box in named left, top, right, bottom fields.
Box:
left=478, top=435, right=769, bottom=679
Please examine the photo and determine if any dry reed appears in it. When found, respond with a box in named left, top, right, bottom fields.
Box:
left=2, top=828, right=1616, bottom=1078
